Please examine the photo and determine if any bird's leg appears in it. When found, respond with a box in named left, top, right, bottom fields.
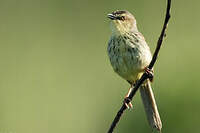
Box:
left=144, top=67, right=154, bottom=82
left=124, top=84, right=134, bottom=109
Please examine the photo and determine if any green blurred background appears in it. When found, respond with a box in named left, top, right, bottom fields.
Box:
left=0, top=0, right=199, bottom=133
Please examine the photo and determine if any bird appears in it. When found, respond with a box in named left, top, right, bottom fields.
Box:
left=107, top=10, right=162, bottom=131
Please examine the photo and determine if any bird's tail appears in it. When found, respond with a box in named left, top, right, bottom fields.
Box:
left=139, top=80, right=162, bottom=131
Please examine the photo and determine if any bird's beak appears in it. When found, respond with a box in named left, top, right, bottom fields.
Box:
left=107, top=13, right=116, bottom=20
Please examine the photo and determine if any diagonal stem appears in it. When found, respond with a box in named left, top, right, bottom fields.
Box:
left=107, top=0, right=171, bottom=133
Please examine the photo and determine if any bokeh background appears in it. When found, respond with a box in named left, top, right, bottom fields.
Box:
left=0, top=0, right=199, bottom=133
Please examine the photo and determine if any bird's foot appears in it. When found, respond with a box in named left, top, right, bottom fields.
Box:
left=124, top=97, right=133, bottom=109
left=144, top=67, right=154, bottom=82
left=124, top=87, right=133, bottom=109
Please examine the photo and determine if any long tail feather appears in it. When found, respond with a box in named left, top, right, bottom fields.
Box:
left=140, top=80, right=162, bottom=131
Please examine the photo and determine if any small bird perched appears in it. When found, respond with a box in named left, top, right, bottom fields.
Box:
left=107, top=10, right=162, bottom=131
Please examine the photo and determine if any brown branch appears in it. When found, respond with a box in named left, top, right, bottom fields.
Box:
left=107, top=0, right=171, bottom=133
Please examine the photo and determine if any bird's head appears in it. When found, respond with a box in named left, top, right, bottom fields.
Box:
left=107, top=10, right=138, bottom=34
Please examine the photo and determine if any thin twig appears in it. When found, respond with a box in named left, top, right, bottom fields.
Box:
left=107, top=0, right=171, bottom=133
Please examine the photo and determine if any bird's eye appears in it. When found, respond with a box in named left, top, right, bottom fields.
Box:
left=115, top=16, right=126, bottom=21
left=120, top=16, right=125, bottom=21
